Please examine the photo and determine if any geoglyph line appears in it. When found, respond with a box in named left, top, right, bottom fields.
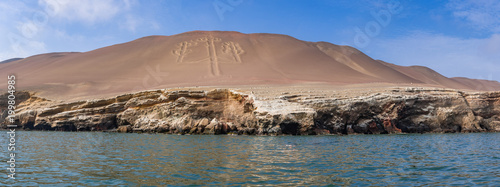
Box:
left=172, top=41, right=193, bottom=63
left=222, top=41, right=244, bottom=63
left=173, top=35, right=244, bottom=76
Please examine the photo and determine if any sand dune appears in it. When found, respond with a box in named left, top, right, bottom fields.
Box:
left=0, top=31, right=499, bottom=100
left=0, top=58, right=23, bottom=64
left=451, top=77, right=500, bottom=91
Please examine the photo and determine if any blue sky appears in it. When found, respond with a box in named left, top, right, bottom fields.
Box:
left=1, top=0, right=499, bottom=81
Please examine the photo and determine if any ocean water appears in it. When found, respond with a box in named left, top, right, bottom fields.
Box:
left=1, top=131, right=499, bottom=186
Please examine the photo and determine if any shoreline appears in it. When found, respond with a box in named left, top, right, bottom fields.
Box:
left=1, top=129, right=498, bottom=134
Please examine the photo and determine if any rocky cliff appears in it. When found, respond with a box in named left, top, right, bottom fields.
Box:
left=1, top=87, right=499, bottom=135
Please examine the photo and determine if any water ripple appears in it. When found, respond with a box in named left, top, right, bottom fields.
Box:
left=0, top=132, right=499, bottom=186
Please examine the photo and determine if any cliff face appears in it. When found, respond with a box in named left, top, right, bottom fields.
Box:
left=1, top=88, right=499, bottom=135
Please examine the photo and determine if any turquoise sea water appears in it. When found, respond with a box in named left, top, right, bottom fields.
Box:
left=1, top=131, right=499, bottom=186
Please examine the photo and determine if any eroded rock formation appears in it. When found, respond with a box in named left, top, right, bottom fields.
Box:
left=1, top=88, right=499, bottom=135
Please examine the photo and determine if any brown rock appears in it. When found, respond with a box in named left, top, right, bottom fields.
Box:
left=117, top=125, right=132, bottom=133
left=1, top=88, right=500, bottom=135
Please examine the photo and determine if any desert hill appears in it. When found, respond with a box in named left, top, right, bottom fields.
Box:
left=2, top=31, right=500, bottom=135
left=0, top=31, right=499, bottom=100
left=0, top=58, right=23, bottom=64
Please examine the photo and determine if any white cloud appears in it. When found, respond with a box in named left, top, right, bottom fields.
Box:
left=480, top=33, right=500, bottom=56
left=0, top=1, right=48, bottom=60
left=122, top=14, right=139, bottom=32
left=368, top=32, right=500, bottom=81
left=447, top=0, right=500, bottom=31
left=0, top=0, right=150, bottom=61
left=120, top=15, right=162, bottom=33
left=150, top=21, right=160, bottom=30
left=38, top=0, right=129, bottom=24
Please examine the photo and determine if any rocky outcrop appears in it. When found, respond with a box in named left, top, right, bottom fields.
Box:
left=1, top=88, right=499, bottom=135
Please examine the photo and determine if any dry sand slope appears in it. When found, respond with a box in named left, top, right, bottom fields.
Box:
left=0, top=31, right=499, bottom=101
left=2, top=31, right=500, bottom=134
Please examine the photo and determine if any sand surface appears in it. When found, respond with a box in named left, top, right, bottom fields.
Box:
left=1, top=31, right=499, bottom=101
